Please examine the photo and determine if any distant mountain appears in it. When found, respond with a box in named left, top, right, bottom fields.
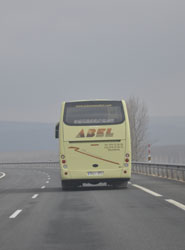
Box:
left=151, top=145, right=185, bottom=164
left=0, top=121, right=58, bottom=152
left=149, top=116, right=185, bottom=146
left=0, top=150, right=58, bottom=163
left=147, top=116, right=185, bottom=164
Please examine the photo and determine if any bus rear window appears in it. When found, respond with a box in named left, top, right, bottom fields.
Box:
left=64, top=101, right=125, bottom=125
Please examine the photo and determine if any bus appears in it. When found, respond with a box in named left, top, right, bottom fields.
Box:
left=55, top=100, right=131, bottom=189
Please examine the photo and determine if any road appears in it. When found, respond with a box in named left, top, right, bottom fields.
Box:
left=0, top=163, right=185, bottom=250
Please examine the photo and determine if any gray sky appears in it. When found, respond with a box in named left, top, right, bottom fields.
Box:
left=0, top=0, right=185, bottom=122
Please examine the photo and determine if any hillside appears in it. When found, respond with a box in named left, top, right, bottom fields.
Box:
left=0, top=121, right=57, bottom=152
left=149, top=116, right=185, bottom=145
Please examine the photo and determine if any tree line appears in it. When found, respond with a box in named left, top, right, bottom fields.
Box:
left=127, top=96, right=149, bottom=162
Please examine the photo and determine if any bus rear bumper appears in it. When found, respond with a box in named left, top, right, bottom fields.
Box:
left=62, top=178, right=130, bottom=186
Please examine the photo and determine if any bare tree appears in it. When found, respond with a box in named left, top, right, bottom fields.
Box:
left=127, top=96, right=148, bottom=161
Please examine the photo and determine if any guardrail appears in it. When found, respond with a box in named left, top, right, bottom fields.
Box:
left=0, top=161, right=185, bottom=182
left=0, top=161, right=59, bottom=165
left=0, top=161, right=59, bottom=168
left=132, top=162, right=185, bottom=182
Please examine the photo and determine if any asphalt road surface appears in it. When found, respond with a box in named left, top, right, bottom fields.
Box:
left=0, top=164, right=185, bottom=250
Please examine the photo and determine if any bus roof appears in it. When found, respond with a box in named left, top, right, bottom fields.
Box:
left=62, top=99, right=126, bottom=104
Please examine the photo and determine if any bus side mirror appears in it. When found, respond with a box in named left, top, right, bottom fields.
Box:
left=55, top=122, right=59, bottom=139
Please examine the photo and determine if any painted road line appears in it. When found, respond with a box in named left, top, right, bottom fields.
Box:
left=41, top=186, right=46, bottom=189
left=0, top=172, right=6, bottom=179
left=166, top=199, right=185, bottom=211
left=46, top=181, right=49, bottom=184
left=32, top=194, right=39, bottom=199
left=9, top=210, right=22, bottom=219
left=132, top=184, right=162, bottom=197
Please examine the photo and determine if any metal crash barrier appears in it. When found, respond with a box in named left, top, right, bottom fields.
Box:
left=132, top=162, right=185, bottom=182
left=1, top=161, right=185, bottom=182
left=0, top=161, right=59, bottom=169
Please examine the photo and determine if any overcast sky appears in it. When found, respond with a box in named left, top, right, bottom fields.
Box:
left=0, top=0, right=185, bottom=122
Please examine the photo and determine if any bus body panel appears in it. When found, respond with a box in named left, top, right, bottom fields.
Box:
left=58, top=100, right=131, bottom=185
left=63, top=123, right=126, bottom=142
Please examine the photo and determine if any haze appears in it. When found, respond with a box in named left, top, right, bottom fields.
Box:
left=0, top=0, right=185, bottom=122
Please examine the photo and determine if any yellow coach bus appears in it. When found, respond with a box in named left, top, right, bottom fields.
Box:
left=55, top=100, right=131, bottom=189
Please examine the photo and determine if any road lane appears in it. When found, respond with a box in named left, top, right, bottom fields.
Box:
left=132, top=173, right=185, bottom=205
left=0, top=167, right=50, bottom=224
left=0, top=165, right=185, bottom=250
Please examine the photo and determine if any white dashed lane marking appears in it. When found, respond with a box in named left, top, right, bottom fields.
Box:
left=9, top=210, right=22, bottom=219
left=41, top=186, right=46, bottom=189
left=0, top=172, right=6, bottom=179
left=132, top=183, right=185, bottom=212
left=132, top=184, right=163, bottom=197
left=166, top=199, right=185, bottom=211
left=32, top=194, right=39, bottom=199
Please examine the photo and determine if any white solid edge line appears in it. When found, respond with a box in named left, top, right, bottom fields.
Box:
left=0, top=172, right=6, bottom=179
left=32, top=194, right=39, bottom=199
left=132, top=184, right=162, bottom=197
left=165, top=199, right=185, bottom=211
left=41, top=186, right=46, bottom=189
left=9, top=209, right=22, bottom=219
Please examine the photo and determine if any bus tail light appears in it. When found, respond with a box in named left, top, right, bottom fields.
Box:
left=125, top=153, right=130, bottom=163
left=62, top=160, right=66, bottom=164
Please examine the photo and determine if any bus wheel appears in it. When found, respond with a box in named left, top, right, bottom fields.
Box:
left=61, top=181, right=70, bottom=190
left=121, top=181, right=128, bottom=188
left=112, top=181, right=128, bottom=189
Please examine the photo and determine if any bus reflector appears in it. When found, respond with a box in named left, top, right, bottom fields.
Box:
left=64, top=172, right=68, bottom=175
left=124, top=170, right=127, bottom=174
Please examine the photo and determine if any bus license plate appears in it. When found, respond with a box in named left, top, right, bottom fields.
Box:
left=88, top=171, right=104, bottom=176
